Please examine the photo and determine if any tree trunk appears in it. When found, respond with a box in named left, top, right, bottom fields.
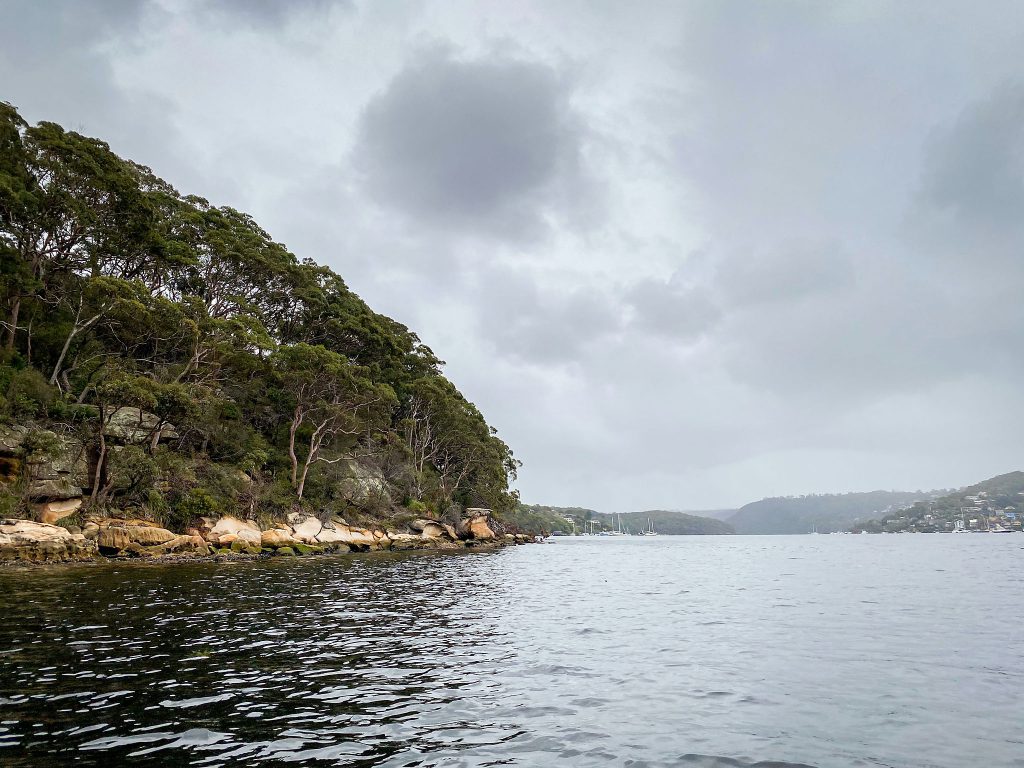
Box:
left=5, top=295, right=20, bottom=351
left=288, top=406, right=302, bottom=488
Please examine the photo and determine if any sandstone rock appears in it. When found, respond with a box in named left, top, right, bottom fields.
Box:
left=468, top=515, right=496, bottom=541
left=207, top=516, right=261, bottom=545
left=96, top=522, right=175, bottom=555
left=419, top=522, right=448, bottom=540
left=313, top=525, right=347, bottom=546
left=334, top=460, right=390, bottom=506
left=261, top=528, right=299, bottom=548
left=456, top=511, right=496, bottom=541
left=128, top=526, right=175, bottom=547
left=290, top=516, right=323, bottom=543
left=388, top=533, right=424, bottom=550
left=151, top=534, right=209, bottom=557
left=275, top=546, right=296, bottom=557
left=103, top=407, right=179, bottom=445
left=0, top=518, right=96, bottom=562
left=32, top=497, right=83, bottom=525
left=97, top=526, right=133, bottom=553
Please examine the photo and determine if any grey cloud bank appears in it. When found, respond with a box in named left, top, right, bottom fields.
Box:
left=3, top=0, right=1023, bottom=511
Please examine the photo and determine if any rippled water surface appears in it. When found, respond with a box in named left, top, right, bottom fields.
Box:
left=2, top=535, right=1023, bottom=767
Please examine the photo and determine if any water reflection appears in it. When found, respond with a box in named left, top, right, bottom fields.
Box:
left=2, top=536, right=1023, bottom=767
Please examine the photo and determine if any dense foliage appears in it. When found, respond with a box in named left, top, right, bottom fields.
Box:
left=0, top=103, right=519, bottom=526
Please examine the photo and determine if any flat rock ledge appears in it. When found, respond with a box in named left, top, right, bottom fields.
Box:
left=0, top=519, right=96, bottom=563
left=1, top=511, right=533, bottom=565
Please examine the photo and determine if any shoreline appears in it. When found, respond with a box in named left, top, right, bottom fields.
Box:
left=0, top=537, right=524, bottom=570
left=0, top=512, right=536, bottom=567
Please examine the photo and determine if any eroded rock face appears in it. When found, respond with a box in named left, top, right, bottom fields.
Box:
left=32, top=497, right=83, bottom=525
left=205, top=516, right=261, bottom=546
left=421, top=522, right=448, bottom=539
left=261, top=528, right=299, bottom=548
left=0, top=518, right=96, bottom=562
left=95, top=521, right=177, bottom=555
left=456, top=510, right=497, bottom=541
left=0, top=426, right=90, bottom=501
left=103, top=407, right=178, bottom=445
left=290, top=517, right=323, bottom=543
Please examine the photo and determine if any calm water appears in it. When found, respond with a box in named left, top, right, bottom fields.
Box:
left=1, top=535, right=1023, bottom=767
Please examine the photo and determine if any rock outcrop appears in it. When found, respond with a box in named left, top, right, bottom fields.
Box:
left=0, top=518, right=96, bottom=562
left=92, top=519, right=207, bottom=558
left=457, top=509, right=497, bottom=541
left=0, top=505, right=519, bottom=565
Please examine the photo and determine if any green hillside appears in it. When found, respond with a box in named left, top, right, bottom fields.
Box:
left=853, top=471, right=1024, bottom=532
left=728, top=490, right=930, bottom=534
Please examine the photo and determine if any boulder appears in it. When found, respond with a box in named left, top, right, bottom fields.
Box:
left=103, top=407, right=178, bottom=445
left=32, top=497, right=83, bottom=525
left=128, top=525, right=176, bottom=547
left=456, top=510, right=497, bottom=541
left=150, top=534, right=209, bottom=557
left=97, top=526, right=133, bottom=553
left=468, top=515, right=496, bottom=541
left=0, top=518, right=96, bottom=562
left=313, top=525, right=348, bottom=546
left=338, top=525, right=379, bottom=549
left=96, top=522, right=176, bottom=555
left=334, top=459, right=390, bottom=506
left=261, top=528, right=299, bottom=548
left=388, top=532, right=425, bottom=551
left=419, top=522, right=448, bottom=540
left=206, top=516, right=261, bottom=546
left=290, top=516, right=323, bottom=543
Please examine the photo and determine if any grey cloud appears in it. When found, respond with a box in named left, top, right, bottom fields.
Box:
left=714, top=242, right=856, bottom=308
left=353, top=48, right=587, bottom=241
left=626, top=274, right=720, bottom=341
left=475, top=267, right=621, bottom=365
left=203, top=0, right=346, bottom=27
left=7, top=1, right=1024, bottom=510
left=915, top=83, right=1024, bottom=263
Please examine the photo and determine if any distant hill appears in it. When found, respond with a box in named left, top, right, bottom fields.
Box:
left=685, top=509, right=737, bottom=522
left=853, top=471, right=1024, bottom=532
left=728, top=490, right=931, bottom=534
left=508, top=504, right=598, bottom=535
left=593, top=510, right=733, bottom=535
left=512, top=505, right=733, bottom=535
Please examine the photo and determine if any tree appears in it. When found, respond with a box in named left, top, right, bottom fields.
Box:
left=273, top=343, right=395, bottom=500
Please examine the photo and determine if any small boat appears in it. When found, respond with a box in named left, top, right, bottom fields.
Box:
left=641, top=517, right=658, bottom=536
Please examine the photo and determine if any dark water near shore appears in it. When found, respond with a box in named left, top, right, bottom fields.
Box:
left=2, top=536, right=1023, bottom=767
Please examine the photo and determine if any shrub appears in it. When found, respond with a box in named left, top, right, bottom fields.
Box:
left=6, top=368, right=55, bottom=419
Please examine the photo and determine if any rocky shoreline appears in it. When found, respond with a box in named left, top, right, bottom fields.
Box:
left=0, top=509, right=533, bottom=566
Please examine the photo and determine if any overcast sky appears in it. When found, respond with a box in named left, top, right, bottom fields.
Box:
left=3, top=1, right=1023, bottom=511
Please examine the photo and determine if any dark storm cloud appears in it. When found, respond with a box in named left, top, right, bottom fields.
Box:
left=354, top=48, right=586, bottom=240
